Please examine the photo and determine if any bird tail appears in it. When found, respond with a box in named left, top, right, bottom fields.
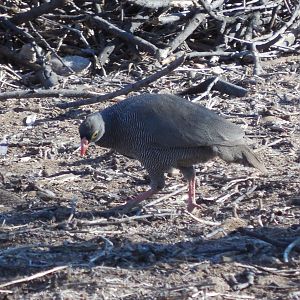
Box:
left=214, top=145, right=267, bottom=174
left=240, top=145, right=267, bottom=174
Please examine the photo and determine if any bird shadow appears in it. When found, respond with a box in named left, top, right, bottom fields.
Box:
left=1, top=222, right=299, bottom=279
left=1, top=190, right=299, bottom=279
left=0, top=199, right=150, bottom=226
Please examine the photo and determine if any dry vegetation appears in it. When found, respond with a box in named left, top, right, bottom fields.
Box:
left=0, top=0, right=300, bottom=299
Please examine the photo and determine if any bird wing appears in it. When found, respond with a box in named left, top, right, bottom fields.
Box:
left=123, top=94, right=246, bottom=148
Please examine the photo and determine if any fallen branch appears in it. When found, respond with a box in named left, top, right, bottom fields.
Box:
left=57, top=54, right=185, bottom=108
left=169, top=11, right=206, bottom=53
left=89, top=15, right=161, bottom=56
left=179, top=76, right=248, bottom=97
left=0, top=89, right=99, bottom=101
left=144, top=185, right=186, bottom=207
left=77, top=212, right=179, bottom=226
left=184, top=210, right=221, bottom=226
left=198, top=0, right=236, bottom=24
left=0, top=266, right=68, bottom=288
left=10, top=0, right=68, bottom=25
left=0, top=289, right=13, bottom=294
left=187, top=50, right=251, bottom=59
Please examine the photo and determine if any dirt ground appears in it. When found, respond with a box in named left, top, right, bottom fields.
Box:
left=0, top=55, right=300, bottom=299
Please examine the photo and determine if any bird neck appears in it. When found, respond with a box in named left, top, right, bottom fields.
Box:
left=96, top=110, right=117, bottom=149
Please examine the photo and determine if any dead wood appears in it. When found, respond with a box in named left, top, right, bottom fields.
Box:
left=89, top=15, right=161, bottom=57
left=0, top=88, right=98, bottom=101
left=0, top=45, right=41, bottom=71
left=0, top=0, right=299, bottom=92
left=168, top=11, right=206, bottom=53
left=57, top=54, right=185, bottom=108
left=179, top=76, right=248, bottom=97
left=10, top=0, right=69, bottom=25
left=0, top=17, right=35, bottom=42
left=128, top=0, right=172, bottom=9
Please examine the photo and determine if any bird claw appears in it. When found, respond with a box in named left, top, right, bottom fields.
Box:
left=187, top=200, right=202, bottom=213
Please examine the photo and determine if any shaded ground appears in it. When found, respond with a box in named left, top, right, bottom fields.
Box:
left=0, top=56, right=300, bottom=299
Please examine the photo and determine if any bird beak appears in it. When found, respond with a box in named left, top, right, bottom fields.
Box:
left=80, top=137, right=89, bottom=156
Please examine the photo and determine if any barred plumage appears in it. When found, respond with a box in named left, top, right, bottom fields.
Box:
left=79, top=93, right=267, bottom=212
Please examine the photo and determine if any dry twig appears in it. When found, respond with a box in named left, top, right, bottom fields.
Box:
left=57, top=54, right=185, bottom=108
left=0, top=266, right=68, bottom=288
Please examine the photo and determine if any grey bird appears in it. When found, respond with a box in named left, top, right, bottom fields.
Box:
left=79, top=94, right=267, bottom=212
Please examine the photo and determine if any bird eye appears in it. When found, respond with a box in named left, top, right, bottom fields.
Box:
left=91, top=131, right=98, bottom=141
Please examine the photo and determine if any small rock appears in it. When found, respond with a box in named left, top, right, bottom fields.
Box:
left=37, top=188, right=57, bottom=200
left=18, top=43, right=44, bottom=63
left=25, top=114, right=37, bottom=126
left=51, top=55, right=91, bottom=76
left=0, top=135, right=8, bottom=156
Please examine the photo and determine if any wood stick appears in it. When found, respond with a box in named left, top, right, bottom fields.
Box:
left=89, top=15, right=160, bottom=56
left=185, top=210, right=221, bottom=226
left=169, top=11, right=206, bottom=53
left=0, top=289, right=13, bottom=294
left=10, top=0, right=68, bottom=25
left=0, top=266, right=68, bottom=288
left=57, top=54, right=185, bottom=108
left=0, top=89, right=99, bottom=101
left=77, top=212, right=179, bottom=226
left=144, top=186, right=186, bottom=207
left=179, top=77, right=248, bottom=97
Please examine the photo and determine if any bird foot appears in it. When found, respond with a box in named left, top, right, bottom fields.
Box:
left=187, top=200, right=202, bottom=213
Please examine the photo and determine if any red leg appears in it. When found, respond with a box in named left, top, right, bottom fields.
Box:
left=187, top=177, right=202, bottom=212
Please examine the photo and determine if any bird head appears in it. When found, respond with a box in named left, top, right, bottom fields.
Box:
left=79, top=113, right=105, bottom=156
